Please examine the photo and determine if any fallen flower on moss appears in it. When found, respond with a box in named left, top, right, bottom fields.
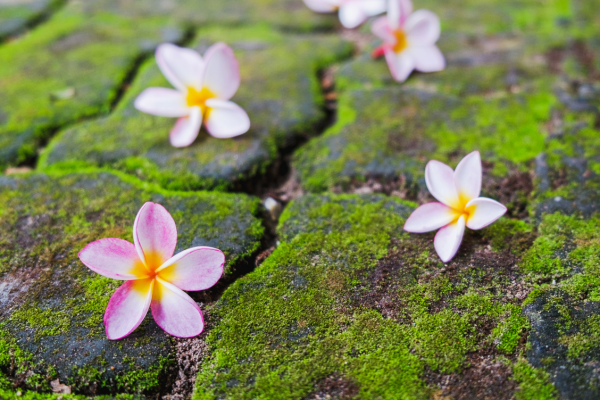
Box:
left=371, top=0, right=445, bottom=82
left=303, top=0, right=386, bottom=29
left=404, top=151, right=507, bottom=262
left=135, top=42, right=250, bottom=147
left=79, top=202, right=224, bottom=339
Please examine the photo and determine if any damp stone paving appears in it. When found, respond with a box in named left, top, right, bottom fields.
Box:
left=2, top=0, right=600, bottom=399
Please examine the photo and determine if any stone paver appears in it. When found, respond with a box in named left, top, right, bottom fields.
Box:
left=41, top=26, right=352, bottom=191
left=0, top=170, right=262, bottom=394
left=0, top=0, right=60, bottom=40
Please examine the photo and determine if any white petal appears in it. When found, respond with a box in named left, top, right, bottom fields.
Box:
left=358, top=0, right=387, bottom=16
left=204, top=99, right=250, bottom=139
left=406, top=9, right=441, bottom=46
left=410, top=46, right=445, bottom=73
left=156, top=43, right=204, bottom=92
left=201, top=42, right=240, bottom=100
left=339, top=3, right=368, bottom=28
left=371, top=16, right=395, bottom=42
left=170, top=106, right=202, bottom=147
left=134, top=88, right=189, bottom=117
left=404, top=202, right=460, bottom=233
left=454, top=151, right=482, bottom=205
left=303, top=0, right=339, bottom=12
left=465, top=198, right=507, bottom=230
left=384, top=49, right=415, bottom=82
left=387, top=0, right=413, bottom=29
left=434, top=216, right=465, bottom=263
left=425, top=160, right=461, bottom=209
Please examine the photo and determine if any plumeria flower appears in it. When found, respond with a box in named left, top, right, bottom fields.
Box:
left=404, top=151, right=507, bottom=263
left=371, top=0, right=445, bottom=82
left=135, top=43, right=250, bottom=147
left=303, top=0, right=387, bottom=29
left=79, top=202, right=224, bottom=340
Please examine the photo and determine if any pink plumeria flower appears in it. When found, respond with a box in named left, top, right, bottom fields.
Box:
left=78, top=202, right=224, bottom=340
left=303, top=0, right=387, bottom=29
left=371, top=0, right=445, bottom=82
left=404, top=151, right=507, bottom=263
left=135, top=43, right=250, bottom=147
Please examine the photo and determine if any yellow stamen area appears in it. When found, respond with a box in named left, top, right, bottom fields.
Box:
left=392, top=29, right=408, bottom=53
left=186, top=86, right=215, bottom=112
left=449, top=197, right=476, bottom=225
left=131, top=251, right=165, bottom=279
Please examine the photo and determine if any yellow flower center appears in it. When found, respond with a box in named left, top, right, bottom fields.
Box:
left=132, top=251, right=165, bottom=278
left=392, top=29, right=408, bottom=53
left=186, top=86, right=215, bottom=112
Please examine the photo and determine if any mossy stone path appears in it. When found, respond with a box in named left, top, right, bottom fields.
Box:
left=2, top=0, right=600, bottom=398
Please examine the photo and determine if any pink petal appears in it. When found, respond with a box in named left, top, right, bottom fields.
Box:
left=170, top=106, right=202, bottom=147
left=410, top=46, right=445, bottom=73
left=156, top=43, right=204, bottom=92
left=79, top=238, right=148, bottom=280
left=104, top=279, right=153, bottom=340
left=151, top=278, right=204, bottom=338
left=157, top=247, right=224, bottom=291
left=405, top=9, right=441, bottom=46
left=425, top=160, right=461, bottom=209
left=201, top=43, right=240, bottom=101
left=384, top=49, right=415, bottom=82
left=339, top=3, right=368, bottom=29
left=454, top=151, right=482, bottom=205
left=134, top=88, right=189, bottom=117
left=204, top=99, right=250, bottom=138
left=404, top=202, right=460, bottom=233
left=387, top=0, right=413, bottom=29
left=133, top=202, right=178, bottom=270
left=371, top=16, right=394, bottom=42
left=465, top=198, right=507, bottom=230
left=303, top=0, right=339, bottom=12
left=434, top=216, right=465, bottom=263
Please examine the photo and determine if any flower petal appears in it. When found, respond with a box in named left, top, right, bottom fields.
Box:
left=410, top=46, right=445, bottom=73
left=339, top=3, right=368, bottom=29
left=465, top=197, right=507, bottom=230
left=104, top=279, right=153, bottom=340
left=434, top=215, right=465, bottom=263
left=454, top=151, right=482, bottom=205
left=134, top=88, right=189, bottom=118
left=152, top=278, right=204, bottom=338
left=79, top=238, right=147, bottom=280
left=156, top=43, right=204, bottom=92
left=405, top=9, right=441, bottom=46
left=133, top=202, right=178, bottom=269
left=404, top=202, right=460, bottom=233
left=204, top=99, right=250, bottom=139
left=170, top=106, right=202, bottom=147
left=425, top=160, right=461, bottom=209
left=372, top=16, right=394, bottom=42
left=358, top=0, right=387, bottom=17
left=201, top=43, right=240, bottom=101
left=157, top=247, right=224, bottom=291
left=384, top=49, right=415, bottom=82
left=303, top=0, right=339, bottom=13
left=387, top=0, right=413, bottom=29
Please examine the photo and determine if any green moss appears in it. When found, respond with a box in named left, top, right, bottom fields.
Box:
left=512, top=358, right=557, bottom=400
left=40, top=25, right=353, bottom=191
left=0, top=0, right=64, bottom=40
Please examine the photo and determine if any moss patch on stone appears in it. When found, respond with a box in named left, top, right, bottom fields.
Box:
left=192, top=194, right=541, bottom=399
left=0, top=169, right=263, bottom=395
left=40, top=25, right=353, bottom=191
left=0, top=0, right=63, bottom=41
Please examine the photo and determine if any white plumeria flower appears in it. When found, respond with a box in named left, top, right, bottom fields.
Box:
left=303, top=0, right=387, bottom=29
left=371, top=0, right=445, bottom=82
left=404, top=151, right=507, bottom=263
left=135, top=43, right=250, bottom=147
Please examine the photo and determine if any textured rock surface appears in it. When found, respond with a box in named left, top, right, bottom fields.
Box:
left=41, top=26, right=353, bottom=191
left=0, top=0, right=61, bottom=40
left=0, top=170, right=263, bottom=395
